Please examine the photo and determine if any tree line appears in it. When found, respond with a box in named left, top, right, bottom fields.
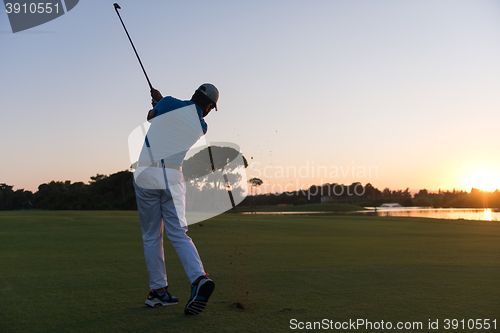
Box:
left=240, top=182, right=500, bottom=209
left=0, top=171, right=136, bottom=210
left=0, top=146, right=249, bottom=211
left=2, top=175, right=500, bottom=211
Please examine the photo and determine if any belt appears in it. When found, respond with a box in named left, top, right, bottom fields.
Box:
left=135, top=161, right=182, bottom=171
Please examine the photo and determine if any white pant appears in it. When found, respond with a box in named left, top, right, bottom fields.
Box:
left=134, top=167, right=205, bottom=289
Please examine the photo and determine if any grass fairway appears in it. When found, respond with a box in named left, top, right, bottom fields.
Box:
left=231, top=202, right=364, bottom=212
left=1, top=211, right=499, bottom=332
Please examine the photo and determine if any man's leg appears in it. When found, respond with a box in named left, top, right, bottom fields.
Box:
left=134, top=181, right=168, bottom=290
left=161, top=169, right=205, bottom=283
left=161, top=169, right=214, bottom=315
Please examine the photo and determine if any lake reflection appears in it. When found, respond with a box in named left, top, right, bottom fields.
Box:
left=362, top=207, right=499, bottom=221
left=240, top=208, right=500, bottom=221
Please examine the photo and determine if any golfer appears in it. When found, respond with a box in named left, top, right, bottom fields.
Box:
left=133, top=83, right=218, bottom=315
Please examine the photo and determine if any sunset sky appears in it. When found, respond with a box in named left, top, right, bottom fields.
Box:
left=1, top=0, right=500, bottom=194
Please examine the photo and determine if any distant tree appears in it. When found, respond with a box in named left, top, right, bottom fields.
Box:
left=0, top=184, right=32, bottom=210
left=90, top=174, right=107, bottom=183
left=182, top=146, right=248, bottom=211
left=416, top=189, right=429, bottom=197
left=89, top=171, right=135, bottom=210
left=248, top=177, right=263, bottom=193
left=183, top=146, right=248, bottom=181
left=0, top=183, right=14, bottom=210
left=382, top=188, right=392, bottom=199
left=34, top=181, right=70, bottom=209
left=33, top=171, right=136, bottom=210
left=248, top=177, right=263, bottom=207
left=414, top=189, right=432, bottom=207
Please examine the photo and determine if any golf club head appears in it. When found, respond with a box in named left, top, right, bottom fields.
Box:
left=113, top=3, right=121, bottom=10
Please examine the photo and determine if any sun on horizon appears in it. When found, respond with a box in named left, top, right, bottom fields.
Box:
left=462, top=169, right=500, bottom=192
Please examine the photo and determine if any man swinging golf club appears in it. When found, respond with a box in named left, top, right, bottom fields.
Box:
left=113, top=3, right=217, bottom=315
left=133, top=83, right=219, bottom=315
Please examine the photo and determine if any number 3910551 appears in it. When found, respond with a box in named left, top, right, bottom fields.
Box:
left=5, top=3, right=60, bottom=14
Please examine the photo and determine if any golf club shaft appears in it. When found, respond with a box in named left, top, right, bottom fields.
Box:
left=208, top=146, right=236, bottom=208
left=114, top=4, right=153, bottom=90
left=208, top=146, right=216, bottom=173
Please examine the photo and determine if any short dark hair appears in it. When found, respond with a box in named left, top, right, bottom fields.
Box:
left=191, top=89, right=214, bottom=110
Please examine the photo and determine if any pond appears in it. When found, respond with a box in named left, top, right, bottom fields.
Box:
left=240, top=211, right=326, bottom=215
left=241, top=208, right=500, bottom=221
left=360, top=207, right=500, bottom=222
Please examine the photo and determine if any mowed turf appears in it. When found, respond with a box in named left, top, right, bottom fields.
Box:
left=0, top=211, right=499, bottom=333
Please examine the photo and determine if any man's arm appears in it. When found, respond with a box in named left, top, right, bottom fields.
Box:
left=148, top=88, right=163, bottom=122
left=151, top=88, right=163, bottom=103
left=147, top=109, right=156, bottom=122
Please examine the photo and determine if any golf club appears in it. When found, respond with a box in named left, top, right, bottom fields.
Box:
left=208, top=146, right=236, bottom=208
left=113, top=3, right=153, bottom=90
left=115, top=3, right=234, bottom=207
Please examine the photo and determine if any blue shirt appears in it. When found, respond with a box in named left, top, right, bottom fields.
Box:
left=154, top=96, right=208, bottom=134
left=141, top=96, right=208, bottom=166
